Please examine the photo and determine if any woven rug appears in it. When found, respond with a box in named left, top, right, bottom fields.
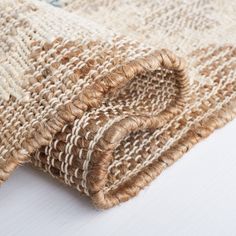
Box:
left=0, top=0, right=236, bottom=209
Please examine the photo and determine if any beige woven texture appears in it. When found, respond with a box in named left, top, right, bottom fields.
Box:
left=0, top=0, right=235, bottom=209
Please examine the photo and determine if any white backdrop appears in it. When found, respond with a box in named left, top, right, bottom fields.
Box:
left=1, top=119, right=236, bottom=236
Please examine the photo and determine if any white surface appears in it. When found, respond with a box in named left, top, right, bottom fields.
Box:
left=1, top=119, right=236, bottom=236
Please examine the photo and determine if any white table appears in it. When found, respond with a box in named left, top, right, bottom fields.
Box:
left=1, top=119, right=236, bottom=236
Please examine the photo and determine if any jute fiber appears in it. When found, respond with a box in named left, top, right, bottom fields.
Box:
left=0, top=0, right=235, bottom=209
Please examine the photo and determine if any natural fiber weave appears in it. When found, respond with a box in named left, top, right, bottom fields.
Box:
left=0, top=0, right=235, bottom=209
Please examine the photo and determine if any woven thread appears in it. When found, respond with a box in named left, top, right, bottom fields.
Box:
left=0, top=0, right=235, bottom=209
